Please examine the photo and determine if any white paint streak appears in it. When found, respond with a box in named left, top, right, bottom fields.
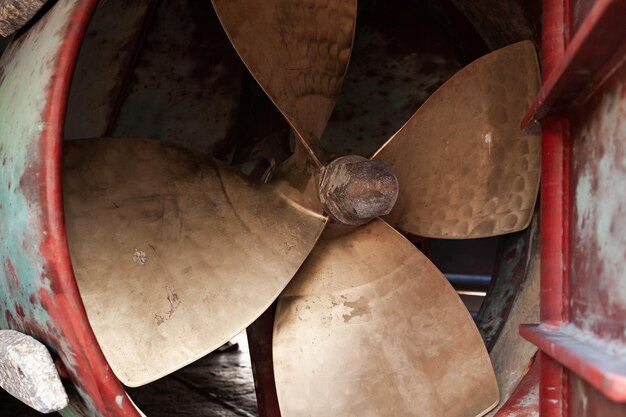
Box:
left=515, top=383, right=539, bottom=409
left=576, top=377, right=589, bottom=411
left=561, top=323, right=626, bottom=356
left=575, top=82, right=626, bottom=310
left=484, top=131, right=493, bottom=158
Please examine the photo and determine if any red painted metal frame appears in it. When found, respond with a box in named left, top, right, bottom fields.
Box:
left=522, top=0, right=626, bottom=412
left=519, top=0, right=571, bottom=416
left=521, top=0, right=626, bottom=129
left=0, top=2, right=141, bottom=415
left=537, top=116, right=570, bottom=416
left=43, top=4, right=142, bottom=414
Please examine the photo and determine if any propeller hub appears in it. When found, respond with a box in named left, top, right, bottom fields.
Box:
left=319, top=156, right=399, bottom=225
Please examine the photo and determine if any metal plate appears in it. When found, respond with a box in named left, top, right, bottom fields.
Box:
left=111, top=0, right=243, bottom=156
left=273, top=219, right=499, bottom=417
left=211, top=0, right=357, bottom=166
left=64, top=0, right=153, bottom=140
left=374, top=41, right=541, bottom=239
left=485, top=240, right=539, bottom=416
left=320, top=0, right=462, bottom=159
left=63, top=138, right=326, bottom=387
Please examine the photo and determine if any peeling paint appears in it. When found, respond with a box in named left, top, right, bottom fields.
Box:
left=571, top=78, right=626, bottom=342
left=0, top=1, right=140, bottom=416
left=569, top=65, right=626, bottom=417
left=561, top=323, right=626, bottom=357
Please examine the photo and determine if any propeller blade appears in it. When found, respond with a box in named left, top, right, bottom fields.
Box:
left=273, top=219, right=499, bottom=417
left=63, top=138, right=327, bottom=387
left=373, top=41, right=541, bottom=238
left=211, top=0, right=357, bottom=166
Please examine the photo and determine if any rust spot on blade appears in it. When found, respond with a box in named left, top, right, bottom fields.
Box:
left=155, top=286, right=181, bottom=326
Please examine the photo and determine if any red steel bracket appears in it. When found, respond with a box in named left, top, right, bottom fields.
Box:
left=521, top=0, right=626, bottom=129
left=521, top=324, right=626, bottom=402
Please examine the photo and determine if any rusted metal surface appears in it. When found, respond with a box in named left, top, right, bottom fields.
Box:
left=569, top=374, right=626, bottom=417
left=570, top=71, right=626, bottom=347
left=569, top=0, right=595, bottom=37
left=64, top=0, right=154, bottom=140
left=0, top=0, right=47, bottom=37
left=320, top=0, right=462, bottom=158
left=419, top=0, right=490, bottom=66
left=319, top=156, right=398, bottom=225
left=0, top=0, right=141, bottom=415
left=111, top=0, right=243, bottom=156
left=227, top=71, right=291, bottom=166
left=477, top=212, right=539, bottom=350
left=556, top=60, right=626, bottom=406
left=448, top=0, right=538, bottom=50
left=494, top=358, right=540, bottom=417
left=481, top=221, right=539, bottom=416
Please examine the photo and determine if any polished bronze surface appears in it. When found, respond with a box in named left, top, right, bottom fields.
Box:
left=211, top=0, right=357, bottom=166
left=373, top=41, right=541, bottom=239
left=273, top=219, right=499, bottom=417
left=319, top=156, right=399, bottom=225
left=63, top=138, right=326, bottom=387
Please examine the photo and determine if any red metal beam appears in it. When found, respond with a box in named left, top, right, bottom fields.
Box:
left=536, top=117, right=569, bottom=417
left=539, top=120, right=569, bottom=327
left=521, top=324, right=626, bottom=402
left=521, top=0, right=626, bottom=128
left=526, top=0, right=570, bottom=416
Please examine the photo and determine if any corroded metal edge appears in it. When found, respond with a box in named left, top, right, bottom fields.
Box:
left=0, top=1, right=140, bottom=416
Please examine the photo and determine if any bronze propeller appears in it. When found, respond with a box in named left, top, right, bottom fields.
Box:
left=213, top=1, right=539, bottom=416
left=63, top=1, right=540, bottom=416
